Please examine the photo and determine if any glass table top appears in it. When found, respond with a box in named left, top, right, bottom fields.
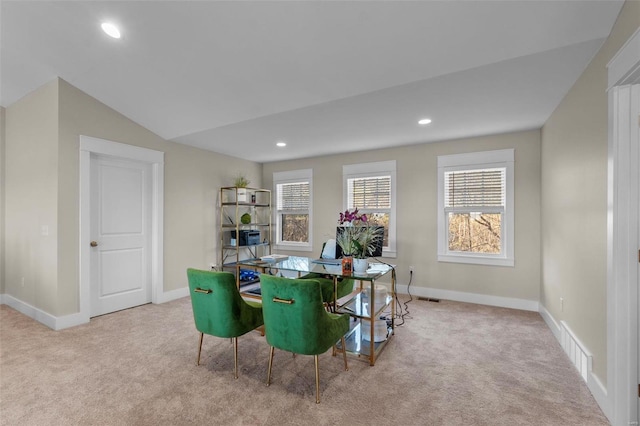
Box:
left=238, top=255, right=394, bottom=281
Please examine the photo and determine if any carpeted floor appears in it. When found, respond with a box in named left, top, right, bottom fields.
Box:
left=0, top=296, right=609, bottom=425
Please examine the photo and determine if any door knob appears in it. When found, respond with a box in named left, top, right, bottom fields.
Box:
left=90, top=241, right=98, bottom=247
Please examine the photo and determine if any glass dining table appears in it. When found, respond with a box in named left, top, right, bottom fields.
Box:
left=236, top=256, right=396, bottom=366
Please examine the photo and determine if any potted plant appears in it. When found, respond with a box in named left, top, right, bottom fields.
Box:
left=233, top=173, right=250, bottom=202
left=336, top=208, right=383, bottom=273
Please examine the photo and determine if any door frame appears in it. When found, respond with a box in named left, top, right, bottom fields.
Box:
left=79, top=135, right=164, bottom=322
left=607, top=27, right=640, bottom=425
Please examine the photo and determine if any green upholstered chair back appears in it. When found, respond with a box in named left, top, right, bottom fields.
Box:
left=259, top=274, right=350, bottom=356
left=187, top=268, right=264, bottom=339
left=335, top=278, right=355, bottom=300
left=301, top=240, right=355, bottom=303
left=300, top=275, right=355, bottom=303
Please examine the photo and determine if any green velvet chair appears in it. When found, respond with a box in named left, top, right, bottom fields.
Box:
left=259, top=274, right=350, bottom=403
left=187, top=268, right=264, bottom=379
left=301, top=274, right=355, bottom=308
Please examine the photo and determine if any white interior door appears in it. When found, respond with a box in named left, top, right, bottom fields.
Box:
left=90, top=154, right=152, bottom=317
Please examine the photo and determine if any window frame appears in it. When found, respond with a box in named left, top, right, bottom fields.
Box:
left=343, top=160, right=397, bottom=258
left=273, top=169, right=313, bottom=252
left=437, top=149, right=514, bottom=267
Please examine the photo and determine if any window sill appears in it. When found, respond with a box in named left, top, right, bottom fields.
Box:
left=438, top=254, right=514, bottom=267
left=274, top=244, right=312, bottom=252
left=379, top=249, right=396, bottom=259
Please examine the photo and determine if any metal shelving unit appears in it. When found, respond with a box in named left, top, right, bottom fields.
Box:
left=219, top=186, right=272, bottom=287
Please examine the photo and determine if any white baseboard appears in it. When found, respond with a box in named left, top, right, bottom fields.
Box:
left=539, top=304, right=610, bottom=420
left=538, top=304, right=562, bottom=341
left=1, top=294, right=90, bottom=330
left=587, top=372, right=610, bottom=420
left=55, top=311, right=90, bottom=330
left=396, top=284, right=539, bottom=312
left=1, top=294, right=60, bottom=330
left=155, top=286, right=189, bottom=304
left=2, top=286, right=190, bottom=330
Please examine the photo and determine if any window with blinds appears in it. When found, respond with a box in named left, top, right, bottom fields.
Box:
left=343, top=161, right=396, bottom=256
left=274, top=169, right=313, bottom=250
left=437, top=149, right=514, bottom=266
left=346, top=175, right=392, bottom=249
left=444, top=168, right=505, bottom=254
left=276, top=181, right=309, bottom=243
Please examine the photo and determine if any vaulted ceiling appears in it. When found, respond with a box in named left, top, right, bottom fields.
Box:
left=0, top=1, right=624, bottom=162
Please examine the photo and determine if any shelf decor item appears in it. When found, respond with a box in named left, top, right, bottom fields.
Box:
left=353, top=258, right=368, bottom=273
left=341, top=256, right=353, bottom=276
left=361, top=318, right=389, bottom=342
left=233, top=174, right=250, bottom=202
left=237, top=188, right=248, bottom=202
left=233, top=173, right=250, bottom=188
left=336, top=208, right=382, bottom=272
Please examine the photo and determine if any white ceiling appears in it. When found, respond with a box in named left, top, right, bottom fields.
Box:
left=0, top=1, right=624, bottom=162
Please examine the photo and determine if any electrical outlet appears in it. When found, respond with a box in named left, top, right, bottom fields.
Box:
left=560, top=297, right=564, bottom=312
left=409, top=265, right=414, bottom=273
left=21, top=277, right=25, bottom=287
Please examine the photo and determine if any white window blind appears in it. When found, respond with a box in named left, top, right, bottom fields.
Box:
left=444, top=168, right=505, bottom=209
left=277, top=182, right=310, bottom=211
left=348, top=176, right=391, bottom=209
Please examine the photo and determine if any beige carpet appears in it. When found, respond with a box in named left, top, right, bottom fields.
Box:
left=0, top=296, right=608, bottom=425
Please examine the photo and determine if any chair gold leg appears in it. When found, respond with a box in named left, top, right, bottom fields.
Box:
left=314, top=355, right=321, bottom=404
left=267, top=346, right=275, bottom=386
left=233, top=337, right=239, bottom=379
left=196, top=332, right=204, bottom=366
left=341, top=337, right=348, bottom=371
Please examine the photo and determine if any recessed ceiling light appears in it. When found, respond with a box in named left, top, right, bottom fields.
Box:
left=418, top=118, right=432, bottom=125
left=101, top=22, right=121, bottom=39
left=276, top=141, right=287, bottom=147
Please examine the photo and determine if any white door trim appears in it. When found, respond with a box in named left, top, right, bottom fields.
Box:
left=608, top=27, right=640, bottom=91
left=607, top=27, right=640, bottom=426
left=79, top=136, right=164, bottom=323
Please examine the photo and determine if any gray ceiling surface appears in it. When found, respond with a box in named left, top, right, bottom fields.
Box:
left=0, top=1, right=625, bottom=162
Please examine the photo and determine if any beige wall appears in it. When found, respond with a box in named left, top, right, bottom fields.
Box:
left=263, top=129, right=541, bottom=303
left=4, top=78, right=262, bottom=316
left=541, top=0, right=640, bottom=385
left=4, top=80, right=60, bottom=314
left=0, top=106, right=5, bottom=294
